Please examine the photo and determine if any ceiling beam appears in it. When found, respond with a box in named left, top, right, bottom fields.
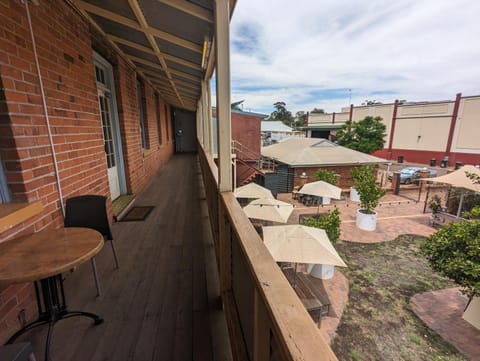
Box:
left=75, top=1, right=202, bottom=54
left=158, top=0, right=213, bottom=23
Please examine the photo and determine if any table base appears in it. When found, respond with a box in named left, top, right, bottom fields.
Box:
left=6, top=275, right=103, bottom=361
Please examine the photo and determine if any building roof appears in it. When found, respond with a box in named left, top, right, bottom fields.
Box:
left=261, top=121, right=293, bottom=133
left=261, top=138, right=388, bottom=167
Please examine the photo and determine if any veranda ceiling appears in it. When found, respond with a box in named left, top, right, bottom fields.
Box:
left=73, top=0, right=235, bottom=111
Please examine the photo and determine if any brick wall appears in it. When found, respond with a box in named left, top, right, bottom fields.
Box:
left=292, top=165, right=378, bottom=189
left=0, top=0, right=174, bottom=342
left=232, top=111, right=262, bottom=155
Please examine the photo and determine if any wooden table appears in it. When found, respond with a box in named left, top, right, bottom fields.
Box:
left=282, top=268, right=330, bottom=325
left=0, top=227, right=104, bottom=361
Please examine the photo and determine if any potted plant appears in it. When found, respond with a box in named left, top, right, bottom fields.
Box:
left=314, top=168, right=339, bottom=204
left=351, top=165, right=386, bottom=231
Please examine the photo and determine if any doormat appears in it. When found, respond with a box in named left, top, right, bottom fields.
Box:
left=119, top=206, right=154, bottom=222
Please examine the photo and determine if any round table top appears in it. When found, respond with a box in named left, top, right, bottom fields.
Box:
left=0, top=227, right=104, bottom=285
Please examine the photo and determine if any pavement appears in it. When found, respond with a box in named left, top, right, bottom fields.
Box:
left=276, top=188, right=480, bottom=359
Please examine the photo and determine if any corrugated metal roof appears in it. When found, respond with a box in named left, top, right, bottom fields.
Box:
left=261, top=121, right=293, bottom=133
left=261, top=138, right=388, bottom=167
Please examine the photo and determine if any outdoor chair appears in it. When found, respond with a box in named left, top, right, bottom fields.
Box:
left=64, top=195, right=120, bottom=296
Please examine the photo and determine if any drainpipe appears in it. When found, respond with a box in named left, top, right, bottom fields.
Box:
left=24, top=0, right=65, bottom=217
left=445, top=93, right=462, bottom=159
left=387, top=100, right=399, bottom=160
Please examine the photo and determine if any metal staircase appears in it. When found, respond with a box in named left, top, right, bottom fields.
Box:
left=231, top=140, right=277, bottom=185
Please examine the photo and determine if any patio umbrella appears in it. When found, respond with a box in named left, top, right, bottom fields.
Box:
left=243, top=198, right=294, bottom=223
left=299, top=180, right=342, bottom=209
left=422, top=165, right=480, bottom=217
left=262, top=224, right=346, bottom=287
left=234, top=182, right=274, bottom=199
left=299, top=181, right=342, bottom=200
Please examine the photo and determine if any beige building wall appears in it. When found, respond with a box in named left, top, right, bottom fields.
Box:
left=393, top=102, right=454, bottom=151
left=308, top=113, right=333, bottom=124
left=452, top=96, right=480, bottom=154
left=335, top=112, right=350, bottom=122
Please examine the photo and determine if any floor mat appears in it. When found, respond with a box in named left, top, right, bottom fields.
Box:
left=119, top=206, right=154, bottom=222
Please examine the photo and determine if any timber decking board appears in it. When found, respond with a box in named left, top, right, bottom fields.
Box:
left=21, top=154, right=231, bottom=361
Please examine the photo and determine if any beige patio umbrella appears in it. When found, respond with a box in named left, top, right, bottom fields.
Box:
left=243, top=198, right=294, bottom=223
left=422, top=165, right=480, bottom=217
left=299, top=180, right=342, bottom=200
left=234, top=182, right=274, bottom=199
left=263, top=225, right=346, bottom=287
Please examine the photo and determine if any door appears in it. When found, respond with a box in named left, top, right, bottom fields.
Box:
left=98, top=90, right=120, bottom=199
left=173, top=108, right=197, bottom=152
left=94, top=54, right=125, bottom=200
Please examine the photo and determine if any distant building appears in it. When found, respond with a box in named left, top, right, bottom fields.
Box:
left=302, top=93, right=480, bottom=167
left=261, top=121, right=293, bottom=145
left=261, top=138, right=387, bottom=191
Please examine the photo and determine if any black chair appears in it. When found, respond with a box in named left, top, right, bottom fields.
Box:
left=64, top=195, right=119, bottom=296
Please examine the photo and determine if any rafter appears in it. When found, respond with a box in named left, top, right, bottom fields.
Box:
left=76, top=1, right=202, bottom=54
left=158, top=0, right=213, bottom=23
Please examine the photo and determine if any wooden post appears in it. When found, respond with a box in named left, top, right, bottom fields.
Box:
left=215, top=0, right=232, bottom=192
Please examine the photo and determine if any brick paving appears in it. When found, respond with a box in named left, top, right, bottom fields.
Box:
left=276, top=190, right=480, bottom=357
left=411, top=288, right=480, bottom=360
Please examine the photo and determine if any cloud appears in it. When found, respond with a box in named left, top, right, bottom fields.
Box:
left=226, top=0, right=480, bottom=114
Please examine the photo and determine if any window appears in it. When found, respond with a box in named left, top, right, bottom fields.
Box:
left=165, top=104, right=170, bottom=141
left=0, top=157, right=11, bottom=203
left=155, top=93, right=162, bottom=145
left=137, top=79, right=148, bottom=149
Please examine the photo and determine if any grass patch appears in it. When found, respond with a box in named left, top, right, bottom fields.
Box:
left=332, top=235, right=465, bottom=361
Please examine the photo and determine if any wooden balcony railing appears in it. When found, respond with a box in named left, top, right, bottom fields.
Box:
left=198, top=144, right=338, bottom=361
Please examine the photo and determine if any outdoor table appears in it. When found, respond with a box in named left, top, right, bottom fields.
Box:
left=0, top=227, right=104, bottom=361
left=282, top=268, right=328, bottom=325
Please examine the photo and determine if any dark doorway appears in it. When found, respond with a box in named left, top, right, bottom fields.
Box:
left=311, top=130, right=330, bottom=139
left=173, top=108, right=197, bottom=153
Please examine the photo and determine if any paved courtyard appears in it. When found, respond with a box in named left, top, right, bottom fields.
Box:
left=275, top=188, right=480, bottom=359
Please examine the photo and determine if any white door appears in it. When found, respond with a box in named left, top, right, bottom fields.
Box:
left=98, top=90, right=120, bottom=199
left=94, top=58, right=123, bottom=200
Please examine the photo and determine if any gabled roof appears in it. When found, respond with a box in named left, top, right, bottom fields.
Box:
left=261, top=138, right=388, bottom=167
left=261, top=121, right=293, bottom=133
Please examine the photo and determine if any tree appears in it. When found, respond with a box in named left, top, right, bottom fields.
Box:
left=422, top=221, right=480, bottom=298
left=311, top=108, right=325, bottom=114
left=294, top=111, right=307, bottom=128
left=314, top=169, right=339, bottom=185
left=266, top=101, right=294, bottom=127
left=351, top=165, right=385, bottom=214
left=336, top=116, right=386, bottom=154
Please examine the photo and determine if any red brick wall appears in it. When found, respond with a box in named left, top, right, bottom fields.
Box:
left=231, top=111, right=262, bottom=155
left=292, top=165, right=378, bottom=189
left=374, top=148, right=480, bottom=167
left=0, top=0, right=174, bottom=342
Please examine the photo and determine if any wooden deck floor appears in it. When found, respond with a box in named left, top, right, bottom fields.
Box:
left=25, top=154, right=232, bottom=361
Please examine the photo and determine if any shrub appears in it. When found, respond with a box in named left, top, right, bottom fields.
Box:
left=314, top=169, right=339, bottom=185
left=301, top=208, right=341, bottom=244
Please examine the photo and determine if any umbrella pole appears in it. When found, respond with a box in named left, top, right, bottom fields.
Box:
left=293, top=263, right=297, bottom=289
left=457, top=191, right=465, bottom=218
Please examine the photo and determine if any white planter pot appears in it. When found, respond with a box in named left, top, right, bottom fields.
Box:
left=307, top=264, right=335, bottom=280
left=463, top=296, right=480, bottom=330
left=356, top=209, right=377, bottom=231
left=350, top=186, right=360, bottom=202
left=322, top=196, right=331, bottom=205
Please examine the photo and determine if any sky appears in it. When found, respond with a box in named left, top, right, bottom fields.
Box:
left=218, top=0, right=480, bottom=116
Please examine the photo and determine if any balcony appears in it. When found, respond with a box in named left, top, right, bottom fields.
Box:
left=16, top=151, right=336, bottom=360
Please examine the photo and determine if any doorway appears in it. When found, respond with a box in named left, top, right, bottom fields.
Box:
left=173, top=108, right=197, bottom=153
left=94, top=52, right=126, bottom=200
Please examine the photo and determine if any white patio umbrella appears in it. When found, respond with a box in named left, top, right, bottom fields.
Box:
left=234, top=182, right=274, bottom=199
left=262, top=224, right=346, bottom=287
left=422, top=165, right=480, bottom=217
left=243, top=198, right=294, bottom=223
left=299, top=181, right=342, bottom=200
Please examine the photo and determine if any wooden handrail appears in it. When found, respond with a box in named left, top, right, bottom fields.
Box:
left=198, top=143, right=338, bottom=361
